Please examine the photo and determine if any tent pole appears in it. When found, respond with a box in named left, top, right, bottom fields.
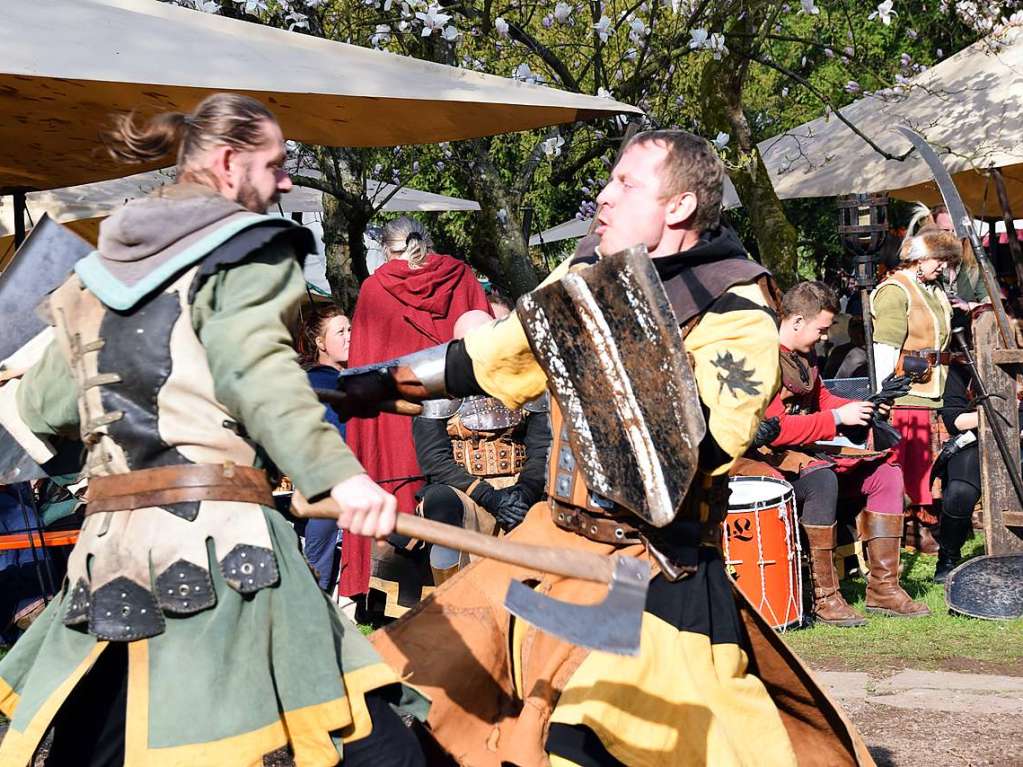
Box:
left=991, top=168, right=1023, bottom=292
left=13, top=191, right=27, bottom=248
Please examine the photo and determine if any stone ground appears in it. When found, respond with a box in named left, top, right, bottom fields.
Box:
left=817, top=669, right=1023, bottom=766
left=9, top=668, right=1023, bottom=765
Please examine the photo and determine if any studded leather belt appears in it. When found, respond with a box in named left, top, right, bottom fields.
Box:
left=550, top=501, right=643, bottom=545
left=85, top=463, right=274, bottom=515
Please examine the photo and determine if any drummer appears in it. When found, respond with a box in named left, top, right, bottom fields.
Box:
left=734, top=281, right=929, bottom=625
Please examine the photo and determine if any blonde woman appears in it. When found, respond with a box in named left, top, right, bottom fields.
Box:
left=870, top=224, right=961, bottom=553
left=343, top=216, right=490, bottom=600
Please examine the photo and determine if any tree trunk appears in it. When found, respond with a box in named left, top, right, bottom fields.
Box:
left=320, top=194, right=360, bottom=311
left=699, top=35, right=799, bottom=288
left=459, top=145, right=540, bottom=297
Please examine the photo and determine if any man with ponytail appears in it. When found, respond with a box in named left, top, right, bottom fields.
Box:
left=0, top=93, right=426, bottom=766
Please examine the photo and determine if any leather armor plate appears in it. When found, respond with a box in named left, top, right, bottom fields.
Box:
left=518, top=246, right=704, bottom=527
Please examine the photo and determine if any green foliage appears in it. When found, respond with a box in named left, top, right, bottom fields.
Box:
left=187, top=0, right=1010, bottom=286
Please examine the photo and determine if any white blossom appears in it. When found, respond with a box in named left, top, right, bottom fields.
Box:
left=541, top=135, right=566, bottom=158
left=285, top=10, right=308, bottom=29
left=238, top=0, right=267, bottom=13
left=628, top=17, right=649, bottom=44
left=707, top=32, right=728, bottom=59
left=513, top=62, right=539, bottom=83
left=554, top=2, right=574, bottom=24
left=416, top=5, right=452, bottom=36
left=596, top=86, right=614, bottom=99
left=712, top=132, right=730, bottom=149
left=868, top=0, right=897, bottom=25
left=442, top=25, right=459, bottom=41
left=494, top=17, right=510, bottom=37
left=370, top=24, right=391, bottom=47
left=593, top=15, right=612, bottom=42
left=800, top=0, right=819, bottom=15
left=689, top=28, right=709, bottom=50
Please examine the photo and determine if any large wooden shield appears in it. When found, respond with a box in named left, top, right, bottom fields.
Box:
left=517, top=246, right=704, bottom=527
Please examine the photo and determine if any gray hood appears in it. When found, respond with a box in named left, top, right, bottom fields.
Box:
left=98, top=182, right=245, bottom=263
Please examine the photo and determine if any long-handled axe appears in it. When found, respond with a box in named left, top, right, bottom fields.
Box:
left=291, top=492, right=649, bottom=655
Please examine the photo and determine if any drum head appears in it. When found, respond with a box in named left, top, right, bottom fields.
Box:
left=728, top=476, right=793, bottom=510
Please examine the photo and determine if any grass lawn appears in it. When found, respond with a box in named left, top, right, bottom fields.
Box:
left=781, top=534, right=1023, bottom=672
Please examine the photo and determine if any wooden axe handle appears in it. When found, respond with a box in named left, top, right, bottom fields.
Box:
left=291, top=492, right=615, bottom=584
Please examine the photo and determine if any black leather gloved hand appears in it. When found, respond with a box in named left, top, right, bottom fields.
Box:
left=750, top=416, right=781, bottom=449
left=491, top=486, right=532, bottom=532
left=871, top=416, right=902, bottom=450
left=868, top=373, right=912, bottom=407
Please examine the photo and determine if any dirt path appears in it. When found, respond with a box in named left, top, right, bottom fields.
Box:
left=818, top=669, right=1023, bottom=766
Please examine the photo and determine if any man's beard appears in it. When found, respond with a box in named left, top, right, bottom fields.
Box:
left=236, top=171, right=279, bottom=214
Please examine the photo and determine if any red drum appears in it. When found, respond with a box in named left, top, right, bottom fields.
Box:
left=723, top=476, right=803, bottom=630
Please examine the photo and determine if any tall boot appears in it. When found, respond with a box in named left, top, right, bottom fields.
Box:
left=934, top=513, right=972, bottom=584
left=431, top=565, right=460, bottom=588
left=803, top=524, right=867, bottom=627
left=857, top=510, right=930, bottom=617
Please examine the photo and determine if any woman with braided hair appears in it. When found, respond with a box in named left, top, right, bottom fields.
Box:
left=342, top=217, right=490, bottom=603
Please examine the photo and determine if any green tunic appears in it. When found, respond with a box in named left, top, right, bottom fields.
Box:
left=0, top=246, right=427, bottom=767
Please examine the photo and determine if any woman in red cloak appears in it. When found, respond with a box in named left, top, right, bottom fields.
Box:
left=341, top=217, right=490, bottom=600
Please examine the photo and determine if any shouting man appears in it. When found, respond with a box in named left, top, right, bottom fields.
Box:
left=341, top=131, right=873, bottom=766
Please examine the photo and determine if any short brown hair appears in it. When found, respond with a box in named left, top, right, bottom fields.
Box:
left=624, top=129, right=724, bottom=231
left=781, top=281, right=840, bottom=320
left=103, top=93, right=277, bottom=179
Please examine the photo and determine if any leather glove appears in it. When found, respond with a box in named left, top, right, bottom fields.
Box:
left=318, top=366, right=426, bottom=421
left=868, top=373, right=912, bottom=406
left=750, top=416, right=781, bottom=449
left=871, top=416, right=902, bottom=450
left=491, top=486, right=532, bottom=532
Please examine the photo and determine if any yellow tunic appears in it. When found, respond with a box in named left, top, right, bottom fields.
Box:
left=373, top=256, right=870, bottom=766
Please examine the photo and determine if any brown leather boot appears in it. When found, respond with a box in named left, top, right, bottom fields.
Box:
left=431, top=565, right=460, bottom=587
left=857, top=510, right=930, bottom=617
left=803, top=524, right=867, bottom=627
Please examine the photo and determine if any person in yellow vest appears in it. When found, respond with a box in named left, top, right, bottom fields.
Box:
left=339, top=130, right=873, bottom=766
left=870, top=224, right=961, bottom=553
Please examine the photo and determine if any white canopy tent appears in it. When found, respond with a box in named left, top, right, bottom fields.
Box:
left=758, top=25, right=1023, bottom=213
left=0, top=170, right=482, bottom=286
left=529, top=174, right=742, bottom=246
left=0, top=0, right=640, bottom=194
left=0, top=169, right=479, bottom=233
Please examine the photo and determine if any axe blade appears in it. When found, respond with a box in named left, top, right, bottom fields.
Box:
left=504, top=556, right=650, bottom=656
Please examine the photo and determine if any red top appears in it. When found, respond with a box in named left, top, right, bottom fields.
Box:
left=765, top=347, right=852, bottom=447
left=341, top=253, right=490, bottom=596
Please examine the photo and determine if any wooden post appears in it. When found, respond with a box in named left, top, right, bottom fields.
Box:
left=991, top=168, right=1023, bottom=292
left=974, top=310, right=1023, bottom=554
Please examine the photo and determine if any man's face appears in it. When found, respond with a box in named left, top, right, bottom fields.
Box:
left=594, top=142, right=696, bottom=258
left=232, top=121, right=293, bottom=213
left=789, top=310, right=835, bottom=353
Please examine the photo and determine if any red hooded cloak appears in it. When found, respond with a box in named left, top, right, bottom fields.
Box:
left=341, top=253, right=490, bottom=596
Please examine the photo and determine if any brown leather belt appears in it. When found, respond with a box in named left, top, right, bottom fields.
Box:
left=551, top=499, right=723, bottom=548
left=902, top=349, right=964, bottom=366
left=85, top=464, right=274, bottom=515
left=550, top=501, right=643, bottom=544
